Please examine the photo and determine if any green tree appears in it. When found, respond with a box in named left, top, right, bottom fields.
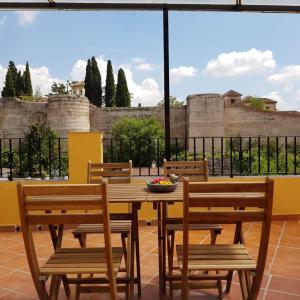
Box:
left=115, top=68, right=130, bottom=107
left=111, top=116, right=164, bottom=166
left=84, top=58, right=92, bottom=101
left=21, top=123, right=60, bottom=178
left=90, top=56, right=102, bottom=107
left=8, top=61, right=18, bottom=91
left=24, top=62, right=33, bottom=96
left=247, top=97, right=266, bottom=110
left=1, top=68, right=15, bottom=97
left=105, top=60, right=115, bottom=107
left=16, top=70, right=25, bottom=96
left=51, top=82, right=67, bottom=94
left=157, top=96, right=184, bottom=107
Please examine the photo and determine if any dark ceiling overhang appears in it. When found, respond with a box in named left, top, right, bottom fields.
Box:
left=0, top=1, right=299, bottom=13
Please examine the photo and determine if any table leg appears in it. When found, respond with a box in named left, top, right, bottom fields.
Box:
left=162, top=202, right=167, bottom=297
left=133, top=203, right=142, bottom=297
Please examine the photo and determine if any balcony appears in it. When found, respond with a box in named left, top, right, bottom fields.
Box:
left=0, top=132, right=299, bottom=299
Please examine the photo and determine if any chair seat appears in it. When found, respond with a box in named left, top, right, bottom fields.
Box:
left=40, top=247, right=123, bottom=275
left=176, top=244, right=256, bottom=271
left=167, top=223, right=222, bottom=232
left=72, top=221, right=132, bottom=235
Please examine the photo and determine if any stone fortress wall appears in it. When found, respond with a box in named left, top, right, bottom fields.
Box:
left=1, top=90, right=300, bottom=142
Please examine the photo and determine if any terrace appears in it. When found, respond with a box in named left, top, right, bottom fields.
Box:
left=0, top=132, right=299, bottom=300
left=0, top=1, right=300, bottom=299
left=0, top=221, right=299, bottom=299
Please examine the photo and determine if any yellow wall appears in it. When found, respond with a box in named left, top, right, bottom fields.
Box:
left=0, top=132, right=299, bottom=227
left=68, top=132, right=103, bottom=184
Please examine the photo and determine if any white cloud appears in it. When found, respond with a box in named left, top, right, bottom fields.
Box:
left=70, top=59, right=87, bottom=81
left=203, top=48, right=276, bottom=77
left=132, top=57, right=145, bottom=64
left=262, top=91, right=292, bottom=111
left=70, top=57, right=108, bottom=82
left=120, top=65, right=161, bottom=106
left=15, top=11, right=40, bottom=26
left=267, top=65, right=300, bottom=84
left=70, top=58, right=162, bottom=106
left=0, top=64, right=64, bottom=96
left=170, top=66, right=198, bottom=82
left=0, top=16, right=7, bottom=26
left=136, top=63, right=154, bottom=72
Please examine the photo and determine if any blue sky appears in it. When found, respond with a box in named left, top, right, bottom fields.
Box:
left=0, top=10, right=300, bottom=110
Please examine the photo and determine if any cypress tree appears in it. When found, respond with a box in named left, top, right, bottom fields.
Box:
left=90, top=56, right=102, bottom=107
left=104, top=60, right=115, bottom=107
left=24, top=62, right=33, bottom=96
left=16, top=70, right=25, bottom=96
left=115, top=68, right=130, bottom=107
left=8, top=61, right=18, bottom=91
left=84, top=59, right=92, bottom=101
left=1, top=68, right=15, bottom=97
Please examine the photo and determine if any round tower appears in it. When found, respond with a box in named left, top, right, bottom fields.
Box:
left=47, top=95, right=90, bottom=137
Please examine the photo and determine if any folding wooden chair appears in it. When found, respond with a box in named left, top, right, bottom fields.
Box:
left=176, top=178, right=274, bottom=300
left=163, top=159, right=222, bottom=291
left=72, top=160, right=141, bottom=296
left=17, top=181, right=131, bottom=300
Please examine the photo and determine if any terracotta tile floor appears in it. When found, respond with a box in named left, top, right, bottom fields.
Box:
left=0, top=221, right=299, bottom=299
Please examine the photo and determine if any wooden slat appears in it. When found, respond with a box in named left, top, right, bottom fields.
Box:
left=166, top=168, right=206, bottom=175
left=27, top=214, right=103, bottom=225
left=91, top=170, right=130, bottom=177
left=91, top=162, right=130, bottom=169
left=165, top=161, right=206, bottom=167
left=188, top=210, right=265, bottom=223
left=25, top=196, right=103, bottom=210
left=176, top=244, right=257, bottom=271
left=40, top=247, right=123, bottom=275
left=189, top=193, right=265, bottom=207
left=108, top=184, right=147, bottom=202
left=23, top=184, right=102, bottom=196
left=189, top=182, right=267, bottom=193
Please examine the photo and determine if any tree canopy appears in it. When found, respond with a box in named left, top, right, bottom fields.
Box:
left=115, top=68, right=131, bottom=107
left=51, top=82, right=67, bottom=95
left=1, top=68, right=15, bottom=97
left=157, top=96, right=184, bottom=107
left=247, top=97, right=266, bottom=111
left=104, top=60, right=115, bottom=107
left=111, top=116, right=164, bottom=165
left=23, top=62, right=33, bottom=97
left=84, top=57, right=102, bottom=107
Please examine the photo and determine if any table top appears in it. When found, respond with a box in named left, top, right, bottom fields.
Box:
left=108, top=182, right=184, bottom=203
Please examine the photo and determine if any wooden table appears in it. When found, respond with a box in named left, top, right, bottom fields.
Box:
left=109, top=182, right=184, bottom=300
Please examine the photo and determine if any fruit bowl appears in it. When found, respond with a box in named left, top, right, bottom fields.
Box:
left=147, top=178, right=178, bottom=193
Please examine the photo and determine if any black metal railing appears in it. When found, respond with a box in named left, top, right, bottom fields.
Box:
left=103, top=136, right=300, bottom=177
left=0, top=138, right=68, bottom=179
left=1, top=136, right=299, bottom=179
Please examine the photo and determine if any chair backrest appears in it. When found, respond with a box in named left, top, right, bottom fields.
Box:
left=17, top=181, right=117, bottom=298
left=163, top=159, right=208, bottom=182
left=182, top=178, right=274, bottom=298
left=88, top=160, right=132, bottom=184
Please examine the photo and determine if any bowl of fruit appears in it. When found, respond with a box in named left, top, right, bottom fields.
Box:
left=147, top=177, right=178, bottom=193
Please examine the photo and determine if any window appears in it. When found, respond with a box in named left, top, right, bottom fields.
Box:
left=231, top=99, right=235, bottom=104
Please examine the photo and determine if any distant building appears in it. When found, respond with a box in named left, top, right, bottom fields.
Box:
left=70, top=81, right=85, bottom=97
left=242, top=96, right=277, bottom=111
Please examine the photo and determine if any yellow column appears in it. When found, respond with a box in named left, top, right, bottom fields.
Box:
left=68, top=132, right=103, bottom=184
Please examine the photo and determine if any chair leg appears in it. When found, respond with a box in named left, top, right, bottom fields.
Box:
left=167, top=231, right=175, bottom=300
left=40, top=280, right=50, bottom=300
left=135, top=224, right=142, bottom=297
left=238, top=271, right=249, bottom=300
left=79, top=234, right=87, bottom=248
left=217, top=279, right=223, bottom=300
left=121, top=233, right=128, bottom=265
left=75, top=278, right=81, bottom=300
